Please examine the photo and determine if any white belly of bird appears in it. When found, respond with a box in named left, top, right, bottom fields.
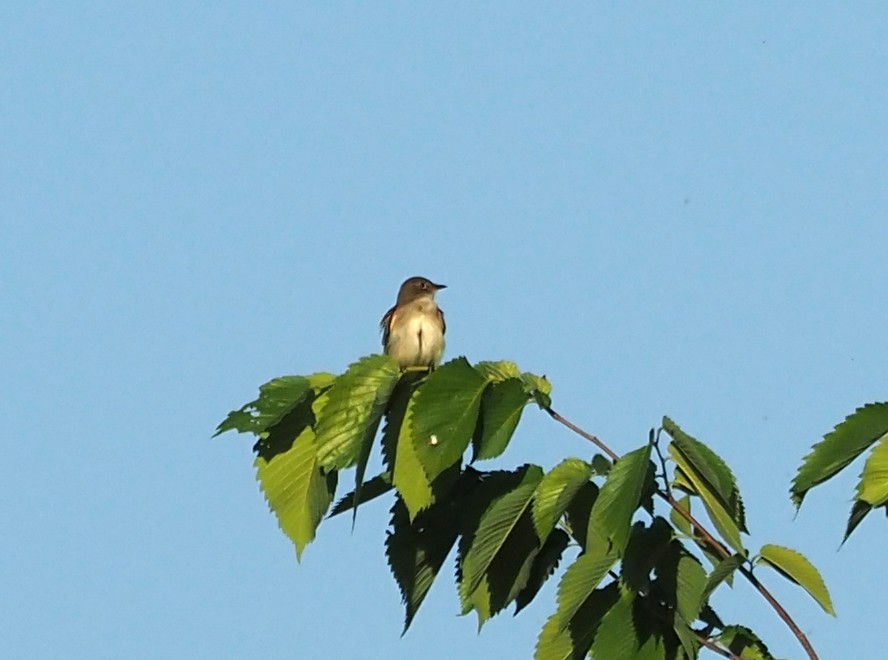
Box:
left=389, top=313, right=445, bottom=367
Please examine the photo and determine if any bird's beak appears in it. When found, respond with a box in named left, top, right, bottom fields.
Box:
left=433, top=283, right=447, bottom=290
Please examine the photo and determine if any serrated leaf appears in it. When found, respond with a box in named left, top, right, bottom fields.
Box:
left=521, top=371, right=553, bottom=409
left=535, top=576, right=619, bottom=660
left=255, top=425, right=336, bottom=560
left=791, top=402, right=888, bottom=508
left=669, top=494, right=693, bottom=537
left=587, top=443, right=652, bottom=554
left=553, top=544, right=619, bottom=632
left=515, top=529, right=571, bottom=614
left=675, top=552, right=707, bottom=623
left=393, top=396, right=434, bottom=519
left=621, top=518, right=672, bottom=593
left=718, top=625, right=774, bottom=659
left=668, top=441, right=745, bottom=555
left=756, top=544, right=835, bottom=616
left=411, top=357, right=489, bottom=482
left=844, top=498, right=873, bottom=542
left=857, top=434, right=888, bottom=506
left=564, top=481, right=599, bottom=550
left=589, top=586, right=637, bottom=660
left=533, top=459, right=594, bottom=539
left=590, top=454, right=612, bottom=477
left=474, top=360, right=522, bottom=381
left=329, top=472, right=393, bottom=517
left=664, top=417, right=747, bottom=532
left=459, top=465, right=544, bottom=622
left=472, top=378, right=530, bottom=461
left=314, top=355, right=400, bottom=471
left=702, top=554, right=745, bottom=602
left=215, top=373, right=334, bottom=437
left=386, top=487, right=467, bottom=632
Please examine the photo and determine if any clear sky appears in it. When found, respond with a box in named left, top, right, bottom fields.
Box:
left=3, top=4, right=886, bottom=659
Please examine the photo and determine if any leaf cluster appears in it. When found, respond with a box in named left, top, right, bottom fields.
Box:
left=217, top=355, right=836, bottom=659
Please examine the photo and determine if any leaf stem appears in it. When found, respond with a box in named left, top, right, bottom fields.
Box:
left=545, top=406, right=819, bottom=660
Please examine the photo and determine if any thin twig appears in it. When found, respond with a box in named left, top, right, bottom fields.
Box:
left=545, top=406, right=819, bottom=660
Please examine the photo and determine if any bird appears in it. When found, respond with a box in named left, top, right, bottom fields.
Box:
left=380, top=276, right=447, bottom=369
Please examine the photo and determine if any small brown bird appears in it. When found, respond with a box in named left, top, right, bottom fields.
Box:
left=380, top=276, right=447, bottom=369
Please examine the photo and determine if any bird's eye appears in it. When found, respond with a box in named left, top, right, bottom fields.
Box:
left=420, top=281, right=428, bottom=289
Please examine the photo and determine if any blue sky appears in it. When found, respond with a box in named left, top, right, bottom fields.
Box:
left=3, top=4, right=886, bottom=659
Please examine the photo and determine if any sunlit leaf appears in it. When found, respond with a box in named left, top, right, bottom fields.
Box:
left=587, top=443, right=652, bottom=554
left=255, top=425, right=337, bottom=560
left=532, top=458, right=594, bottom=539
left=535, top=578, right=619, bottom=660
left=589, top=586, right=637, bottom=659
left=701, top=554, right=745, bottom=602
left=717, top=625, right=774, bottom=659
left=472, top=378, right=530, bottom=461
left=215, top=373, right=335, bottom=437
left=315, top=355, right=400, bottom=471
left=791, top=402, right=888, bottom=508
left=756, top=544, right=835, bottom=616
left=857, top=434, right=888, bottom=506
left=411, top=357, right=489, bottom=482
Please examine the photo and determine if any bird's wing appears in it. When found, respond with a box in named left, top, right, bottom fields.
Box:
left=438, top=307, right=446, bottom=335
left=380, top=305, right=397, bottom=348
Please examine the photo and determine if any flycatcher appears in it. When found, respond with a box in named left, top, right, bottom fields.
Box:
left=381, top=276, right=447, bottom=369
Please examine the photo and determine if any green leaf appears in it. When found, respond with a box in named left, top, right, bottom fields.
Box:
left=459, top=465, right=544, bottom=625
left=392, top=394, right=434, bottom=519
left=664, top=417, right=747, bottom=532
left=215, top=373, right=334, bottom=437
left=328, top=472, right=393, bottom=517
left=844, top=499, right=873, bottom=542
left=474, top=360, right=522, bottom=381
left=472, top=378, right=530, bottom=461
left=255, top=425, right=337, bottom=560
left=621, top=518, right=672, bottom=594
left=791, top=402, right=888, bottom=508
left=386, top=485, right=469, bottom=632
left=532, top=458, right=594, bottom=539
left=587, top=443, right=652, bottom=555
left=717, top=625, right=774, bottom=660
left=553, top=544, right=619, bottom=632
left=674, top=552, right=707, bottom=623
left=411, top=357, right=489, bottom=482
left=668, top=445, right=745, bottom=554
left=535, top=572, right=619, bottom=660
left=590, top=454, right=612, bottom=477
left=857, top=434, right=888, bottom=506
left=521, top=371, right=553, bottom=409
left=589, top=586, right=637, bottom=660
left=315, top=355, right=400, bottom=471
left=564, top=481, right=599, bottom=550
left=702, top=554, right=745, bottom=602
left=669, top=495, right=693, bottom=537
left=514, top=529, right=571, bottom=614
left=756, top=544, right=835, bottom=616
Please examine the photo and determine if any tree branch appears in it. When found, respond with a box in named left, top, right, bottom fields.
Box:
left=545, top=406, right=819, bottom=660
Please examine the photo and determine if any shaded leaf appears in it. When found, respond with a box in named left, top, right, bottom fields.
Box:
left=717, top=625, right=774, bottom=660
left=589, top=586, right=637, bottom=660
left=564, top=481, right=599, bottom=550
left=590, top=454, right=612, bottom=477
left=844, top=499, right=873, bottom=542
left=756, top=544, right=835, bottom=616
left=515, top=529, right=571, bottom=614
left=669, top=494, right=693, bottom=537
left=315, top=355, right=400, bottom=471
left=621, top=518, right=672, bottom=594
left=329, top=472, right=393, bottom=517
left=535, top=581, right=620, bottom=660
left=472, top=378, right=530, bottom=461
left=411, top=357, right=489, bottom=482
left=459, top=465, right=544, bottom=626
left=255, top=425, right=337, bottom=560
left=702, top=554, right=745, bottom=603
left=533, top=458, right=594, bottom=539
left=386, top=478, right=474, bottom=632
left=587, top=443, right=652, bottom=555
left=791, top=402, right=888, bottom=508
